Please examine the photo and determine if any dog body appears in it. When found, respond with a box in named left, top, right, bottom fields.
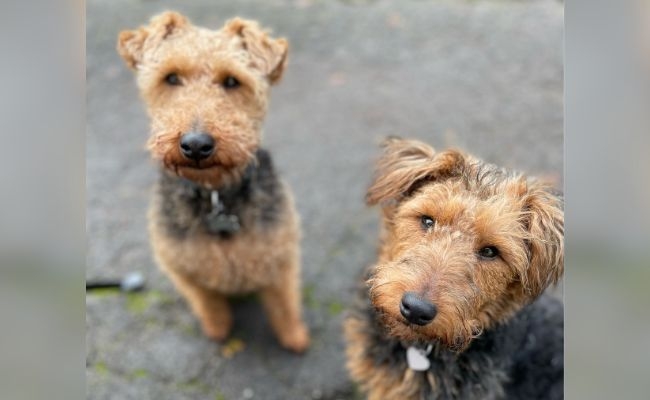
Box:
left=149, top=150, right=297, bottom=295
left=118, top=12, right=309, bottom=352
left=346, top=290, right=563, bottom=400
left=345, top=138, right=564, bottom=399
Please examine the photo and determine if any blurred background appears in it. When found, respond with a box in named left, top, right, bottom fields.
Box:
left=86, top=0, right=562, bottom=399
left=565, top=1, right=650, bottom=398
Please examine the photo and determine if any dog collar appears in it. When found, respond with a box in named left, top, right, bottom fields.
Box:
left=201, top=162, right=256, bottom=236
left=205, top=190, right=241, bottom=235
left=406, top=344, right=433, bottom=371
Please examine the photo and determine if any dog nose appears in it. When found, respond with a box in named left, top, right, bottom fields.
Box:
left=400, top=292, right=437, bottom=326
left=179, top=132, right=215, bottom=161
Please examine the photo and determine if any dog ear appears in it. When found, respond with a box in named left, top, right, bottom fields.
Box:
left=117, top=28, right=148, bottom=69
left=117, top=11, right=189, bottom=69
left=226, top=18, right=289, bottom=84
left=366, top=137, right=466, bottom=207
left=520, top=181, right=564, bottom=297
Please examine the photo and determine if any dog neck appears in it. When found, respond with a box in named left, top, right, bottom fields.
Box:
left=358, top=294, right=562, bottom=398
left=155, top=149, right=284, bottom=239
left=186, top=163, right=255, bottom=237
left=182, top=162, right=256, bottom=210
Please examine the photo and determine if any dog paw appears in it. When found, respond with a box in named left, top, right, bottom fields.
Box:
left=278, top=323, right=310, bottom=353
left=201, top=321, right=231, bottom=342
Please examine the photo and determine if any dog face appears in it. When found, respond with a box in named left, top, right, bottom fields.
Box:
left=117, top=12, right=288, bottom=187
left=366, top=138, right=563, bottom=350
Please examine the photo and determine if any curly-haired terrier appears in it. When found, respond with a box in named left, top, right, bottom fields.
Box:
left=117, top=11, right=309, bottom=352
left=344, top=138, right=563, bottom=399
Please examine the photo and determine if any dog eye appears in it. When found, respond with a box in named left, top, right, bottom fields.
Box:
left=164, top=73, right=182, bottom=86
left=223, top=76, right=241, bottom=89
left=420, top=215, right=435, bottom=230
left=478, top=246, right=499, bottom=260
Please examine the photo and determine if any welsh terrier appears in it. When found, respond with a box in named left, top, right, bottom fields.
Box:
left=344, top=138, right=564, bottom=399
left=117, top=11, right=309, bottom=352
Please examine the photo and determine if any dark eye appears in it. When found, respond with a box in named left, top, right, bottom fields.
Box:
left=164, top=73, right=181, bottom=86
left=420, top=215, right=435, bottom=230
left=478, top=246, right=499, bottom=260
left=223, top=76, right=240, bottom=89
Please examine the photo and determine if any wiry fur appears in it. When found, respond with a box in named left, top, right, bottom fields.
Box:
left=345, top=289, right=563, bottom=400
left=118, top=11, right=288, bottom=188
left=344, top=138, right=564, bottom=398
left=117, top=12, right=308, bottom=352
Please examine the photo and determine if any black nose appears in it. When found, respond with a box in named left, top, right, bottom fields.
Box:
left=179, top=132, right=215, bottom=161
left=400, top=292, right=437, bottom=326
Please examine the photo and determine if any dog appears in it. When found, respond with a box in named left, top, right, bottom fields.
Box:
left=344, top=138, right=563, bottom=399
left=117, top=11, right=309, bottom=353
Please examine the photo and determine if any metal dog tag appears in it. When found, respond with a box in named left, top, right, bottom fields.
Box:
left=206, top=190, right=240, bottom=235
left=206, top=213, right=240, bottom=235
left=406, top=345, right=432, bottom=371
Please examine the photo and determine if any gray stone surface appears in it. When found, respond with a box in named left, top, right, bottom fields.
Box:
left=86, top=0, right=563, bottom=399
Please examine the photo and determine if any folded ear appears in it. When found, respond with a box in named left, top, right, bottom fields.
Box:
left=117, top=11, right=189, bottom=69
left=366, top=137, right=466, bottom=207
left=225, top=18, right=288, bottom=84
left=520, top=181, right=564, bottom=297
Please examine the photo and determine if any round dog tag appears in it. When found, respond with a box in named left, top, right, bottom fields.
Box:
left=206, top=213, right=240, bottom=235
left=406, top=346, right=431, bottom=371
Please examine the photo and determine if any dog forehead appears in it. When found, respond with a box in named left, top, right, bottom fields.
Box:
left=148, top=27, right=246, bottom=65
left=399, top=181, right=523, bottom=222
left=406, top=181, right=473, bottom=209
left=193, top=26, right=243, bottom=52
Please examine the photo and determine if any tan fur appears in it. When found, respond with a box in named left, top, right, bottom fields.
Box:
left=345, top=138, right=563, bottom=397
left=118, top=11, right=308, bottom=352
left=118, top=11, right=288, bottom=188
left=344, top=318, right=426, bottom=400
